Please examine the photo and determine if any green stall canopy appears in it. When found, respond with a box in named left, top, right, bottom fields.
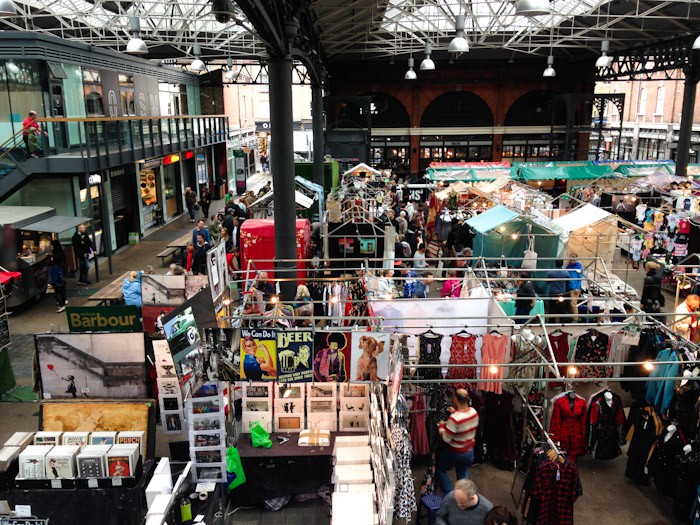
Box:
left=517, top=164, right=613, bottom=181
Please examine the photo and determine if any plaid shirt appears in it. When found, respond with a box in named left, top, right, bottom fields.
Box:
left=528, top=459, right=579, bottom=525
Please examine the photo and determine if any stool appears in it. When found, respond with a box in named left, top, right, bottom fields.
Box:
left=416, top=493, right=443, bottom=525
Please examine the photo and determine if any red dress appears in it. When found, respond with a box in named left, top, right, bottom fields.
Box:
left=549, top=395, right=587, bottom=459
left=445, top=334, right=477, bottom=388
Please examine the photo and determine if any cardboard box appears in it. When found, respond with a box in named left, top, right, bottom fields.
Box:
left=45, top=445, right=80, bottom=479
left=62, top=432, right=90, bottom=449
left=18, top=445, right=52, bottom=479
left=146, top=473, right=173, bottom=508
left=34, top=431, right=62, bottom=447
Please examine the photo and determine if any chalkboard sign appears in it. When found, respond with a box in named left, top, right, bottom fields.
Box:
left=0, top=316, right=9, bottom=351
left=0, top=519, right=50, bottom=525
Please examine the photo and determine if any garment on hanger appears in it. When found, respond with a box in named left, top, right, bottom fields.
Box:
left=672, top=380, right=700, bottom=438
left=644, top=348, right=680, bottom=415
left=647, top=424, right=688, bottom=497
left=521, top=451, right=580, bottom=525
left=635, top=203, right=648, bottom=223
left=415, top=332, right=443, bottom=386
left=673, top=443, right=700, bottom=522
left=445, top=333, right=478, bottom=387
left=549, top=393, right=587, bottom=459
left=625, top=401, right=664, bottom=485
left=391, top=421, right=418, bottom=518
left=547, top=331, right=571, bottom=388
left=482, top=391, right=518, bottom=470
left=572, top=329, right=611, bottom=378
left=587, top=391, right=625, bottom=460
left=409, top=393, right=430, bottom=456
left=477, top=333, right=510, bottom=395
left=622, top=328, right=667, bottom=401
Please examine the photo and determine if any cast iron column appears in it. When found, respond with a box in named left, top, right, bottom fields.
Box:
left=676, top=63, right=700, bottom=176
left=312, top=83, right=325, bottom=189
left=268, top=55, right=297, bottom=301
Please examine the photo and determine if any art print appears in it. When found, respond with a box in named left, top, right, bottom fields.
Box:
left=277, top=416, right=302, bottom=431
left=36, top=333, right=147, bottom=399
left=191, top=415, right=222, bottom=431
left=245, top=400, right=269, bottom=412
left=276, top=329, right=314, bottom=383
left=157, top=378, right=180, bottom=396
left=161, top=396, right=180, bottom=411
left=309, top=384, right=335, bottom=397
left=312, top=331, right=351, bottom=383
left=239, top=328, right=277, bottom=381
left=193, top=448, right=222, bottom=464
left=164, top=412, right=182, bottom=432
left=141, top=275, right=186, bottom=306
left=192, top=432, right=224, bottom=447
left=350, top=332, right=390, bottom=382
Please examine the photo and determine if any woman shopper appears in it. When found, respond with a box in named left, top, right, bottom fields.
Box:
left=641, top=261, right=664, bottom=315
left=48, top=256, right=67, bottom=313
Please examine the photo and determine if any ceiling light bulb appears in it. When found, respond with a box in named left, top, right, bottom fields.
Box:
left=567, top=366, right=578, bottom=376
left=0, top=0, right=17, bottom=16
left=449, top=15, right=469, bottom=53
left=126, top=37, right=148, bottom=55
left=191, top=44, right=206, bottom=72
left=515, top=0, right=551, bottom=17
left=225, top=69, right=235, bottom=80
left=420, top=42, right=435, bottom=70
left=405, top=57, right=417, bottom=80
left=543, top=55, right=556, bottom=77
left=693, top=35, right=700, bottom=50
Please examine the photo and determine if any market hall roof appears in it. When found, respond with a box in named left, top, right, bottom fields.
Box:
left=2, top=1, right=700, bottom=74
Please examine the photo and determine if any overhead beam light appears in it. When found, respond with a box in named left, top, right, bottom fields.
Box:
left=693, top=34, right=700, bottom=50
left=543, top=55, right=556, bottom=77
left=191, top=44, right=206, bottom=72
left=405, top=56, right=417, bottom=80
left=596, top=40, right=613, bottom=68
left=225, top=56, right=235, bottom=80
left=420, top=42, right=435, bottom=70
left=0, top=0, right=16, bottom=16
left=126, top=16, right=148, bottom=55
left=515, top=0, right=551, bottom=16
left=448, top=15, right=469, bottom=54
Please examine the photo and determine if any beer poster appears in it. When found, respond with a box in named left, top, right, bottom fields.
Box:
left=277, top=329, right=314, bottom=383
left=239, top=328, right=277, bottom=381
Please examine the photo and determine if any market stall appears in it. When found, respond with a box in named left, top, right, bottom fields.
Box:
left=551, top=203, right=619, bottom=267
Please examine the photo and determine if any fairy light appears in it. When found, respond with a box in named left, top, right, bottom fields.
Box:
left=511, top=233, right=519, bottom=240
left=222, top=299, right=231, bottom=306
left=330, top=296, right=339, bottom=304
left=567, top=366, right=578, bottom=377
left=499, top=226, right=506, bottom=232
left=270, top=295, right=279, bottom=305
left=489, top=365, right=499, bottom=374
left=643, top=360, right=654, bottom=372
left=558, top=296, right=565, bottom=302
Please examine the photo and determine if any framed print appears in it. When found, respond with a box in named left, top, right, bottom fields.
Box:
left=190, top=414, right=224, bottom=432
left=350, top=332, right=390, bottom=382
left=342, top=384, right=369, bottom=399
left=161, top=396, right=180, bottom=412
left=189, top=396, right=221, bottom=414
left=190, top=431, right=225, bottom=448
left=192, top=447, right=223, bottom=464
left=157, top=378, right=180, bottom=396
left=244, top=400, right=270, bottom=412
left=244, top=383, right=271, bottom=398
left=163, top=412, right=183, bottom=434
left=276, top=384, right=304, bottom=399
left=308, top=383, right=336, bottom=398
left=275, top=414, right=303, bottom=433
left=309, top=400, right=334, bottom=413
left=194, top=464, right=226, bottom=482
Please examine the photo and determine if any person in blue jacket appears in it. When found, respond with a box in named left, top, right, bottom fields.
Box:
left=122, top=271, right=142, bottom=307
left=566, top=253, right=584, bottom=322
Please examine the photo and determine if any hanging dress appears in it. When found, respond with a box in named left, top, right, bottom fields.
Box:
left=415, top=332, right=443, bottom=386
left=409, top=393, right=430, bottom=456
left=478, top=333, right=509, bottom=395
left=547, top=331, right=571, bottom=389
left=445, top=334, right=477, bottom=387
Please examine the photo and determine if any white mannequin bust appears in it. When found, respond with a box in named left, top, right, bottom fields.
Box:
left=664, top=424, right=676, bottom=443
left=604, top=391, right=613, bottom=407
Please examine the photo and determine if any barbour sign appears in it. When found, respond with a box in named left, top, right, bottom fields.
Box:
left=66, top=306, right=142, bottom=333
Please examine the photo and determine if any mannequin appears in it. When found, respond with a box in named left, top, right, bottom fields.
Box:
left=684, top=444, right=693, bottom=455
left=604, top=391, right=613, bottom=407
left=664, top=424, right=677, bottom=443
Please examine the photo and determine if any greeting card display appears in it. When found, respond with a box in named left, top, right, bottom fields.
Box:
left=46, top=445, right=80, bottom=479
left=19, top=445, right=52, bottom=479
left=76, top=445, right=111, bottom=478
left=62, top=432, right=90, bottom=449
left=276, top=329, right=314, bottom=383
left=350, top=332, right=390, bottom=382
left=34, top=431, right=61, bottom=446
left=239, top=328, right=278, bottom=380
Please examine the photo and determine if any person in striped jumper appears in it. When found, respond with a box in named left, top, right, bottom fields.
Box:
left=436, top=388, right=479, bottom=493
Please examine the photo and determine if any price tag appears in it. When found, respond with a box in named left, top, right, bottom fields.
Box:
left=87, top=478, right=98, bottom=488
left=51, top=479, right=62, bottom=489
left=112, top=477, right=122, bottom=487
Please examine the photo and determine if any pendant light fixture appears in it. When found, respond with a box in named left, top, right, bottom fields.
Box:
left=543, top=55, right=556, bottom=77
left=0, top=0, right=16, bottom=16
left=126, top=16, right=148, bottom=55
left=596, top=40, right=613, bottom=68
left=225, top=56, right=236, bottom=80
left=693, top=35, right=700, bottom=50
left=420, top=42, right=435, bottom=70
left=515, top=0, right=551, bottom=17
left=190, top=44, right=206, bottom=72
left=448, top=15, right=469, bottom=54
left=405, top=56, right=417, bottom=80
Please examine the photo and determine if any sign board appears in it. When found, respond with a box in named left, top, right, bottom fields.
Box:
left=65, top=306, right=143, bottom=333
left=0, top=519, right=50, bottom=525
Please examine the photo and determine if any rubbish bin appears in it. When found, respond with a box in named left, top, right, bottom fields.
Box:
left=128, top=232, right=140, bottom=245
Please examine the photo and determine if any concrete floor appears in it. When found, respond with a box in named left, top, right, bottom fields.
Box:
left=0, top=185, right=684, bottom=524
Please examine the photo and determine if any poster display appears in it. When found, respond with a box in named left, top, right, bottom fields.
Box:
left=239, top=328, right=277, bottom=381
left=349, top=332, right=390, bottom=382
left=141, top=274, right=209, bottom=335
left=35, top=333, right=147, bottom=399
left=276, top=329, right=314, bottom=383
left=312, top=331, right=351, bottom=383
left=207, top=242, right=229, bottom=302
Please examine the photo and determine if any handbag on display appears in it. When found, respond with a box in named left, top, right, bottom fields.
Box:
left=521, top=235, right=538, bottom=270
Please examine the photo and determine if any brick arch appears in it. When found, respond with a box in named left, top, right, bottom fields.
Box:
left=504, top=89, right=566, bottom=126
left=358, top=91, right=411, bottom=128
left=420, top=91, right=493, bottom=127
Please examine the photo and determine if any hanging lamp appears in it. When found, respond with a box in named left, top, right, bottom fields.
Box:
left=126, top=16, right=148, bottom=55
left=191, top=44, right=206, bottom=72
left=543, top=55, right=556, bottom=77
left=420, top=42, right=435, bottom=70
left=515, top=0, right=551, bottom=16
left=448, top=15, right=469, bottom=53
left=405, top=57, right=417, bottom=80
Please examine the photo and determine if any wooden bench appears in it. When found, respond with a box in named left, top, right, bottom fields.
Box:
left=87, top=271, right=131, bottom=306
left=157, top=247, right=180, bottom=266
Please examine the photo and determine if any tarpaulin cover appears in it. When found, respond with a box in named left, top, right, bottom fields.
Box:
left=551, top=203, right=612, bottom=232
left=517, top=164, right=613, bottom=180
left=465, top=205, right=519, bottom=234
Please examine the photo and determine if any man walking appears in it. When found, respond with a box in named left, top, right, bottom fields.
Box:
left=566, top=253, right=584, bottom=322
left=546, top=259, right=571, bottom=323
left=436, top=479, right=493, bottom=525
left=184, top=187, right=197, bottom=223
left=436, top=388, right=479, bottom=494
left=192, top=219, right=212, bottom=245
left=72, top=223, right=95, bottom=285
left=199, top=186, right=212, bottom=219
left=412, top=272, right=434, bottom=299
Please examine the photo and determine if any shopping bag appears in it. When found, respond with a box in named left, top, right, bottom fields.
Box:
left=225, top=447, right=246, bottom=492
left=249, top=422, right=272, bottom=448
left=521, top=236, right=538, bottom=270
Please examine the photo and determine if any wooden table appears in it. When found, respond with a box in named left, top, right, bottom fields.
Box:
left=85, top=271, right=131, bottom=306
left=168, top=231, right=192, bottom=250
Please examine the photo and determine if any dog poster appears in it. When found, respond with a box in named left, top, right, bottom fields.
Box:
left=313, top=331, right=351, bottom=383
left=350, top=332, right=391, bottom=382
left=240, top=328, right=277, bottom=381
left=277, top=329, right=314, bottom=383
